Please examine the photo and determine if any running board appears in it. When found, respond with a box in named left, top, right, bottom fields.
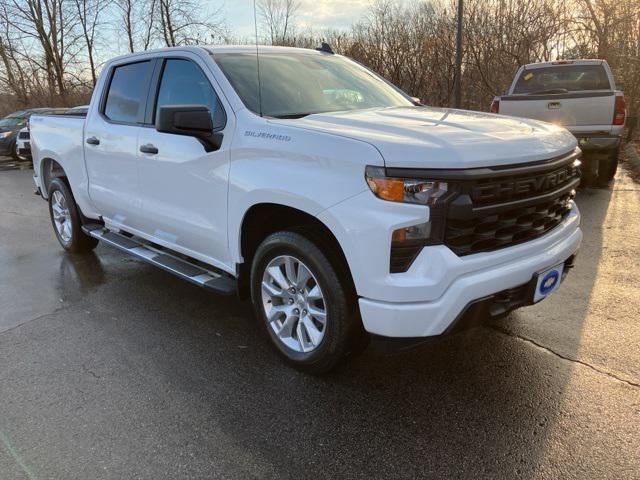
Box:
left=82, top=224, right=236, bottom=295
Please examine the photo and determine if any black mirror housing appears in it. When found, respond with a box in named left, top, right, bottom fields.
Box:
left=156, top=105, right=223, bottom=152
left=156, top=105, right=213, bottom=137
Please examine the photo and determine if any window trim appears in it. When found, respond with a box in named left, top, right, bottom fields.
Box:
left=100, top=59, right=157, bottom=126
left=145, top=56, right=227, bottom=132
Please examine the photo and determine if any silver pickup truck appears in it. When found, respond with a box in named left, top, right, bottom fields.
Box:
left=491, top=59, right=626, bottom=186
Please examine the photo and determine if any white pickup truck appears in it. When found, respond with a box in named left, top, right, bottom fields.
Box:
left=31, top=46, right=582, bottom=373
left=491, top=59, right=625, bottom=186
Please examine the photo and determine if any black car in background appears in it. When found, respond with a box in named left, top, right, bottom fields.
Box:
left=0, top=108, right=64, bottom=159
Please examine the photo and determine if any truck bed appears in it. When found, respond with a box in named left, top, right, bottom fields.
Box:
left=30, top=114, right=87, bottom=200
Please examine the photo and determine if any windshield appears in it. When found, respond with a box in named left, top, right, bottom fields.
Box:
left=213, top=52, right=413, bottom=117
left=513, top=64, right=611, bottom=94
left=0, top=116, right=26, bottom=127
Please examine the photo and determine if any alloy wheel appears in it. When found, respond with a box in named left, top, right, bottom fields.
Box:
left=51, top=190, right=72, bottom=243
left=261, top=255, right=327, bottom=353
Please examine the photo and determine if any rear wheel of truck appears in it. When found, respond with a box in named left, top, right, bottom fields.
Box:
left=597, top=148, right=619, bottom=186
left=48, top=178, right=98, bottom=253
left=250, top=230, right=362, bottom=374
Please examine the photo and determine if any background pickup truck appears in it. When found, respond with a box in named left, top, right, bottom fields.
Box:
left=31, top=46, right=582, bottom=374
left=491, top=59, right=626, bottom=186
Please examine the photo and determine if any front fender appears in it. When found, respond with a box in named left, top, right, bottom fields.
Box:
left=227, top=114, right=383, bottom=265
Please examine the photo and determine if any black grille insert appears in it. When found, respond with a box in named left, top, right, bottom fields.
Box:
left=446, top=193, right=573, bottom=255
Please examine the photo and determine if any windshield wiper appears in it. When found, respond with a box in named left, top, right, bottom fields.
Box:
left=270, top=112, right=316, bottom=119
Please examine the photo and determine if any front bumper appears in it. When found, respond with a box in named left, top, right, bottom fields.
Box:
left=357, top=204, right=582, bottom=338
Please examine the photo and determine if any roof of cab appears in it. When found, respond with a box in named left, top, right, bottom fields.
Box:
left=204, top=45, right=325, bottom=55
left=106, top=44, right=327, bottom=64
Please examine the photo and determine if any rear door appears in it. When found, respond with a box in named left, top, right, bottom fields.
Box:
left=136, top=55, right=232, bottom=270
left=84, top=59, right=155, bottom=228
left=501, top=63, right=615, bottom=128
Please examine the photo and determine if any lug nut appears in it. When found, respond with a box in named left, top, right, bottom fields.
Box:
left=293, top=308, right=300, bottom=315
left=289, top=287, right=296, bottom=294
left=302, top=309, right=307, bottom=315
left=288, top=298, right=294, bottom=305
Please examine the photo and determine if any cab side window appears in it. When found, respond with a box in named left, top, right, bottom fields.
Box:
left=104, top=61, right=152, bottom=123
left=155, top=59, right=226, bottom=131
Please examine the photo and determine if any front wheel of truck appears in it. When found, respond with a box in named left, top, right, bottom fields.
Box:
left=250, top=230, right=362, bottom=374
left=48, top=178, right=98, bottom=253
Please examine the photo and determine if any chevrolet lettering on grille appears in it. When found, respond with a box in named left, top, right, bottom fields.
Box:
left=471, top=164, right=580, bottom=203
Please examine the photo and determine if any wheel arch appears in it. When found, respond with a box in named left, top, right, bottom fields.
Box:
left=236, top=203, right=355, bottom=300
left=40, top=157, right=68, bottom=198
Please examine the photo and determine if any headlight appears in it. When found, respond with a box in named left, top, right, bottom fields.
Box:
left=0, top=131, right=11, bottom=138
left=365, top=166, right=448, bottom=205
left=365, top=166, right=451, bottom=272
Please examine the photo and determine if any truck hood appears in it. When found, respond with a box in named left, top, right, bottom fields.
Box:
left=275, top=106, right=577, bottom=169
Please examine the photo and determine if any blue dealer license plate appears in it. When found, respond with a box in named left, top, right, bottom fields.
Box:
left=533, top=263, right=564, bottom=303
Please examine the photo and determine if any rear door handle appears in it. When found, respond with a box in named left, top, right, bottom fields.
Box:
left=140, top=144, right=159, bottom=154
left=86, top=136, right=100, bottom=145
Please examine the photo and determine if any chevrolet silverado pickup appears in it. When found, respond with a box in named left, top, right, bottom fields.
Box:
left=491, top=59, right=625, bottom=186
left=30, top=46, right=582, bottom=373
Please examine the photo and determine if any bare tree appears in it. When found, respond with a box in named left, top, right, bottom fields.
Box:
left=0, top=5, right=30, bottom=105
left=157, top=0, right=225, bottom=46
left=257, top=0, right=300, bottom=45
left=114, top=0, right=156, bottom=53
left=73, top=0, right=107, bottom=85
left=114, top=0, right=135, bottom=53
left=4, top=0, right=81, bottom=101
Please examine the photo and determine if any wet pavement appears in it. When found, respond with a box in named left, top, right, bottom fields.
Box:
left=1, top=159, right=639, bottom=479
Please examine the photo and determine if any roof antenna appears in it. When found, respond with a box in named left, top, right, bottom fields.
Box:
left=316, top=42, right=334, bottom=54
left=253, top=0, right=263, bottom=117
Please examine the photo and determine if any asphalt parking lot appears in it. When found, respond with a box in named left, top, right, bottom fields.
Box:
left=1, top=161, right=639, bottom=479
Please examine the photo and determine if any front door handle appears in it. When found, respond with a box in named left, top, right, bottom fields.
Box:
left=140, top=144, right=159, bottom=154
left=86, top=136, right=100, bottom=145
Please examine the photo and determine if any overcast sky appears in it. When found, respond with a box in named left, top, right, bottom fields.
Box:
left=224, top=0, right=396, bottom=38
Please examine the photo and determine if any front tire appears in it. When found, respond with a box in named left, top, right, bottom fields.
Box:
left=48, top=178, right=98, bottom=253
left=250, top=230, right=361, bottom=374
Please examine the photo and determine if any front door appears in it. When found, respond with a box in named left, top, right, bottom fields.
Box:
left=85, top=60, right=155, bottom=229
left=136, top=57, right=232, bottom=270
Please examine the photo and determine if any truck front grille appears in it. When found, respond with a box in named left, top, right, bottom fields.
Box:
left=18, top=130, right=30, bottom=139
left=385, top=150, right=581, bottom=270
left=442, top=152, right=580, bottom=256
left=445, top=192, right=574, bottom=255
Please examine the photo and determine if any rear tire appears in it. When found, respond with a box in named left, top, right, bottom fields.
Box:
left=250, top=230, right=362, bottom=374
left=48, top=177, right=98, bottom=253
left=596, top=148, right=619, bottom=186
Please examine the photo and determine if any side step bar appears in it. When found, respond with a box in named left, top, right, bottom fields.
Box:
left=82, top=224, right=236, bottom=295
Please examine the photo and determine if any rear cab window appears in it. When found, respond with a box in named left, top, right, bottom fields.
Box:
left=513, top=64, right=612, bottom=94
left=103, top=61, right=153, bottom=123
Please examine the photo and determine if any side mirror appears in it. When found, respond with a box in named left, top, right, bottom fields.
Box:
left=156, top=105, right=223, bottom=152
